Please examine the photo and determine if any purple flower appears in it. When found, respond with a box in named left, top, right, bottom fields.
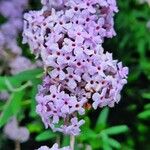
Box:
left=23, top=0, right=128, bottom=136
left=4, top=117, right=30, bottom=143
left=9, top=56, right=35, bottom=75
left=36, top=81, right=87, bottom=135
left=41, top=0, right=66, bottom=10
left=38, top=143, right=70, bottom=150
left=0, top=91, right=9, bottom=101
left=64, top=67, right=81, bottom=89
left=61, top=117, right=85, bottom=135
left=48, top=62, right=66, bottom=80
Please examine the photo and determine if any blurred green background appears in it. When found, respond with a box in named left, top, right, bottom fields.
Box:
left=0, top=0, right=150, bottom=150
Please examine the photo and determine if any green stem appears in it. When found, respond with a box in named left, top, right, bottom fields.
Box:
left=5, top=78, right=32, bottom=92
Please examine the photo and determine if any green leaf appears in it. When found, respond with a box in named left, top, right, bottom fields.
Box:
left=29, top=72, right=42, bottom=118
left=142, top=93, right=150, bottom=99
left=137, top=124, right=148, bottom=133
left=0, top=69, right=42, bottom=90
left=80, top=128, right=97, bottom=141
left=29, top=83, right=40, bottom=118
left=89, top=138, right=102, bottom=149
left=10, top=68, right=43, bottom=83
left=95, top=107, right=109, bottom=131
left=36, top=130, right=56, bottom=141
left=108, top=138, right=121, bottom=149
left=101, top=132, right=112, bottom=150
left=138, top=110, right=150, bottom=119
left=0, top=91, right=24, bottom=128
left=144, top=103, right=150, bottom=110
left=62, top=135, right=70, bottom=147
left=104, top=125, right=129, bottom=135
left=27, top=122, right=43, bottom=133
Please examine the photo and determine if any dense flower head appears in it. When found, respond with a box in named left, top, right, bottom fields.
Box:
left=0, top=0, right=28, bottom=54
left=23, top=0, right=118, bottom=57
left=0, top=0, right=28, bottom=18
left=36, top=78, right=86, bottom=135
left=0, top=0, right=42, bottom=75
left=4, top=117, right=30, bottom=143
left=23, top=0, right=128, bottom=135
left=9, top=56, right=36, bottom=75
left=36, top=51, right=128, bottom=135
left=38, top=143, right=70, bottom=150
left=41, top=0, right=67, bottom=10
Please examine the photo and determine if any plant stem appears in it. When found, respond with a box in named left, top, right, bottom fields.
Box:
left=5, top=79, right=32, bottom=92
left=70, top=135, right=75, bottom=150
left=15, top=141, right=21, bottom=150
left=56, top=135, right=60, bottom=147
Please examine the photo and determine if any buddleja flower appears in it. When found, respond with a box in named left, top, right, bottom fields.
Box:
left=9, top=56, right=36, bottom=75
left=38, top=143, right=70, bottom=150
left=0, top=0, right=28, bottom=55
left=0, top=91, right=9, bottom=101
left=41, top=0, right=66, bottom=10
left=23, top=0, right=128, bottom=135
left=0, top=0, right=39, bottom=75
left=23, top=0, right=118, bottom=57
left=4, top=117, right=30, bottom=143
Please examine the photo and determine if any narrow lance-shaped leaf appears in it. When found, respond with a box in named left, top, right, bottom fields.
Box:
left=138, top=110, right=150, bottom=119
left=0, top=91, right=24, bottom=127
left=29, top=74, right=42, bottom=118
left=0, top=68, right=42, bottom=90
left=107, top=138, right=121, bottom=149
left=142, top=93, right=150, bottom=99
left=103, top=125, right=129, bottom=135
left=36, top=130, right=57, bottom=142
left=95, top=107, right=109, bottom=131
left=144, top=103, right=150, bottom=110
left=101, top=132, right=112, bottom=150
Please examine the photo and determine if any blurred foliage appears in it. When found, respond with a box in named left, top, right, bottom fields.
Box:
left=0, top=0, right=150, bottom=150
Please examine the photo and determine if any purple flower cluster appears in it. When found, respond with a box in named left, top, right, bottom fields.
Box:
left=4, top=117, right=30, bottom=143
left=0, top=0, right=41, bottom=75
left=41, top=0, right=67, bottom=10
left=23, top=0, right=118, bottom=56
left=38, top=143, right=70, bottom=150
left=36, top=79, right=85, bottom=135
left=9, top=56, right=36, bottom=75
left=0, top=91, right=9, bottom=101
left=0, top=0, right=28, bottom=55
left=23, top=0, right=128, bottom=135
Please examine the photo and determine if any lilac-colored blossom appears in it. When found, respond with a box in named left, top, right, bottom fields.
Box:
left=0, top=91, right=9, bottom=101
left=0, top=0, right=39, bottom=76
left=9, top=56, right=36, bottom=75
left=23, top=0, right=128, bottom=136
left=41, top=0, right=67, bottom=10
left=4, top=117, right=30, bottom=143
left=38, top=143, right=70, bottom=150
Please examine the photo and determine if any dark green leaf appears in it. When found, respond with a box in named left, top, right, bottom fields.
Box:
left=108, top=138, right=121, bottom=149
left=95, top=107, right=109, bottom=131
left=104, top=125, right=129, bottom=135
left=0, top=91, right=24, bottom=127
left=62, top=135, right=70, bottom=147
left=142, top=93, right=150, bottom=99
left=36, top=130, right=56, bottom=141
left=138, top=110, right=150, bottom=119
